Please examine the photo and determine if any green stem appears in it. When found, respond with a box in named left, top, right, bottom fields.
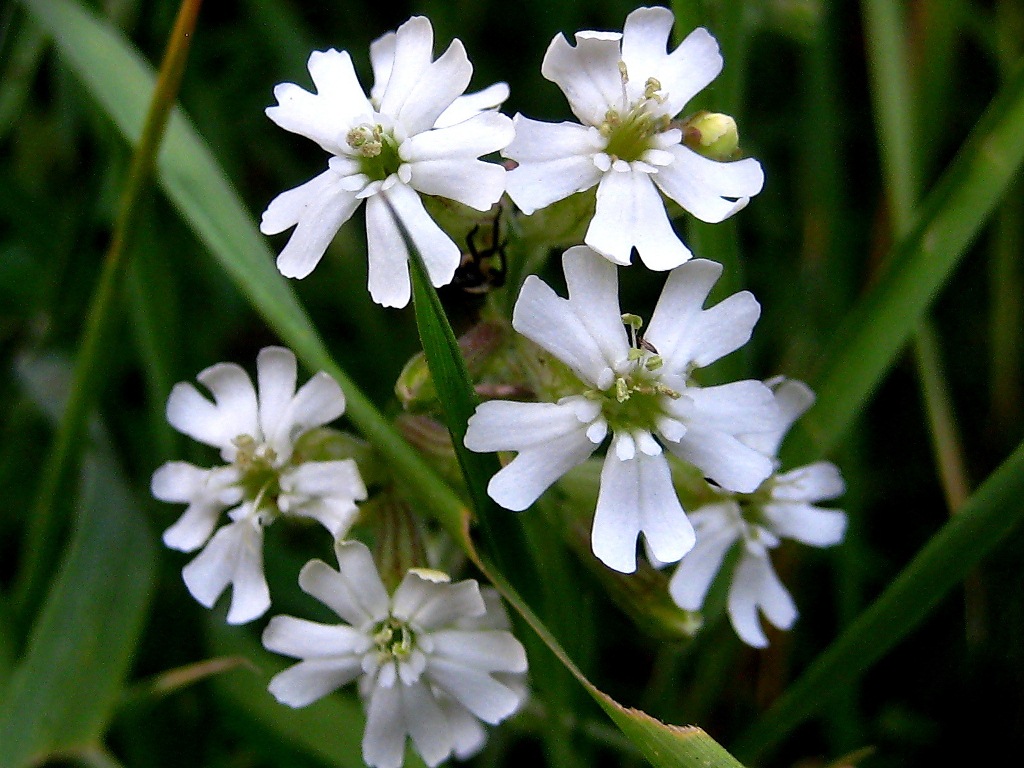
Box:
left=13, top=0, right=203, bottom=621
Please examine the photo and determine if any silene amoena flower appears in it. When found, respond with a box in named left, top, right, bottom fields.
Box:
left=152, top=347, right=367, bottom=624
left=260, top=16, right=515, bottom=308
left=263, top=540, right=528, bottom=768
left=668, top=379, right=847, bottom=647
left=464, top=246, right=779, bottom=574
left=503, top=6, right=764, bottom=269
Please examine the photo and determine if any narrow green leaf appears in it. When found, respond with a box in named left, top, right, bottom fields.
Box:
left=732, top=439, right=1024, bottom=761
left=0, top=452, right=156, bottom=766
left=788, top=63, right=1024, bottom=462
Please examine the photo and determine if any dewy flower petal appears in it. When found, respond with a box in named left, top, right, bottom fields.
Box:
left=465, top=247, right=778, bottom=572
left=263, top=541, right=528, bottom=768
left=504, top=7, right=763, bottom=270
left=152, top=347, right=366, bottom=623
left=262, top=17, right=514, bottom=307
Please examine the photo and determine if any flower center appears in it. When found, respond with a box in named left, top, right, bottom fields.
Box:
left=232, top=434, right=282, bottom=517
left=588, top=313, right=679, bottom=433
left=372, top=616, right=417, bottom=663
left=347, top=123, right=403, bottom=181
left=599, top=68, right=671, bottom=163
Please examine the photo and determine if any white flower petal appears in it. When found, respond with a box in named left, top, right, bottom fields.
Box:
left=383, top=182, right=462, bottom=289
left=511, top=250, right=629, bottom=387
left=434, top=82, right=510, bottom=128
left=298, top=542, right=389, bottom=626
left=369, top=31, right=397, bottom=105
left=465, top=399, right=594, bottom=452
left=728, top=551, right=798, bottom=648
left=763, top=501, right=847, bottom=547
left=279, top=460, right=367, bottom=537
left=431, top=629, right=529, bottom=673
left=773, top=461, right=846, bottom=503
left=277, top=370, right=347, bottom=446
left=182, top=517, right=269, bottom=625
left=267, top=656, right=365, bottom=708
left=392, top=575, right=484, bottom=629
left=363, top=682, right=406, bottom=768
left=263, top=615, right=371, bottom=659
left=167, top=363, right=259, bottom=453
left=668, top=504, right=741, bottom=611
left=379, top=18, right=471, bottom=135
left=263, top=168, right=363, bottom=279
left=647, top=26, right=722, bottom=117
left=655, top=145, right=764, bottom=224
left=682, top=380, right=780, bottom=435
left=619, top=7, right=677, bottom=101
left=503, top=117, right=605, bottom=213
left=592, top=451, right=695, bottom=573
left=364, top=193, right=413, bottom=308
left=587, top=167, right=691, bottom=270
left=155, top=462, right=236, bottom=551
left=643, top=258, right=724, bottom=372
left=256, top=346, right=298, bottom=450
left=401, top=680, right=452, bottom=767
left=561, top=246, right=634, bottom=366
left=428, top=658, right=524, bottom=724
left=541, top=32, right=626, bottom=125
left=404, top=115, right=513, bottom=210
left=265, top=49, right=372, bottom=155
left=742, top=378, right=817, bottom=456
left=667, top=424, right=775, bottom=494
left=482, top=419, right=597, bottom=511
left=440, top=698, right=487, bottom=759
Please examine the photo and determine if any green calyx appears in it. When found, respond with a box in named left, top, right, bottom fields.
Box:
left=347, top=123, right=403, bottom=181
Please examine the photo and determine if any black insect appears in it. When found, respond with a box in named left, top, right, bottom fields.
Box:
left=450, top=212, right=507, bottom=295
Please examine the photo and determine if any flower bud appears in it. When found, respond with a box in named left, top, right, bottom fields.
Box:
left=682, top=111, right=740, bottom=160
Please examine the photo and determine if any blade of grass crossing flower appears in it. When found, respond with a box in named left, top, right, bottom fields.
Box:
left=785, top=63, right=1024, bottom=464
left=732, top=439, right=1024, bottom=761
left=472, top=552, right=747, bottom=768
left=398, top=205, right=540, bottom=601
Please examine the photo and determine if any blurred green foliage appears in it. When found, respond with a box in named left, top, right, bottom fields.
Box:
left=2, top=0, right=1024, bottom=767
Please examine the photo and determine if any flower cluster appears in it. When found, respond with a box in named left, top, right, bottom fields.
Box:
left=265, top=541, right=528, bottom=768
left=153, top=7, right=848, bottom=768
left=152, top=346, right=366, bottom=624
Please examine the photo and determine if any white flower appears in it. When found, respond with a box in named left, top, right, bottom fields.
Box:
left=260, top=17, right=515, bottom=308
left=503, top=6, right=763, bottom=270
left=263, top=541, right=528, bottom=768
left=464, top=246, right=778, bottom=574
left=668, top=379, right=847, bottom=647
left=151, top=347, right=367, bottom=624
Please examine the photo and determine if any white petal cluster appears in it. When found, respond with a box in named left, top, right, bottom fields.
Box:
left=503, top=6, right=763, bottom=269
left=152, top=347, right=367, bottom=624
left=465, top=246, right=778, bottom=574
left=260, top=16, right=515, bottom=307
left=668, top=379, right=847, bottom=647
left=264, top=541, right=528, bottom=768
